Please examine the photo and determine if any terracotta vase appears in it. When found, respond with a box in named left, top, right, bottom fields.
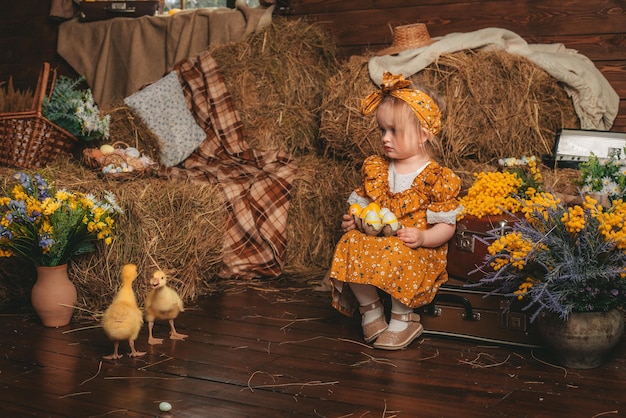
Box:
left=537, top=309, right=624, bottom=369
left=31, top=264, right=77, bottom=327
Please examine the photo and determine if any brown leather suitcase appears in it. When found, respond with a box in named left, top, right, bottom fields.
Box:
left=433, top=214, right=540, bottom=347
left=446, top=213, right=518, bottom=282
left=418, top=277, right=543, bottom=347
left=79, top=1, right=160, bottom=22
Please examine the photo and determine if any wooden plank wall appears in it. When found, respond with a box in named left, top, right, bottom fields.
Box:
left=1, top=0, right=624, bottom=131
left=277, top=0, right=626, bottom=132
left=0, top=0, right=76, bottom=98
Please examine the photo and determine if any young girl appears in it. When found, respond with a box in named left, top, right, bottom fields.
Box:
left=329, top=72, right=462, bottom=350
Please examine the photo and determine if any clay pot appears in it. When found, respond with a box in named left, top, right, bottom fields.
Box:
left=537, top=309, right=624, bottom=369
left=31, top=264, right=77, bottom=327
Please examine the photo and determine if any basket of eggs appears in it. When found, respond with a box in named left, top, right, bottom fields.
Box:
left=82, top=141, right=158, bottom=180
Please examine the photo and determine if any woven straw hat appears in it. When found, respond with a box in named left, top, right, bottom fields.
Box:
left=375, top=23, right=434, bottom=56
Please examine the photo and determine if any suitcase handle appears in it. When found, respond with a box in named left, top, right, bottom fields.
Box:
left=423, top=293, right=481, bottom=321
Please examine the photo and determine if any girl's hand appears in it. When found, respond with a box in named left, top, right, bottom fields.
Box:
left=397, top=223, right=456, bottom=248
left=396, top=226, right=423, bottom=249
left=341, top=213, right=356, bottom=233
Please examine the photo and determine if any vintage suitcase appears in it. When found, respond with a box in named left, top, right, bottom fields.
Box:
left=446, top=213, right=518, bottom=282
left=79, top=1, right=160, bottom=22
left=418, top=277, right=543, bottom=347
left=435, top=213, right=541, bottom=346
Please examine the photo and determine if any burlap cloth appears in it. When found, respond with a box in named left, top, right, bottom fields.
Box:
left=57, top=1, right=273, bottom=106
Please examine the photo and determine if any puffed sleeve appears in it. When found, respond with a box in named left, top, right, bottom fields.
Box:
left=347, top=190, right=370, bottom=207
left=360, top=155, right=388, bottom=202
left=426, top=166, right=462, bottom=224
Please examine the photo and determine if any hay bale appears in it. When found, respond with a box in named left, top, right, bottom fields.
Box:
left=71, top=178, right=225, bottom=314
left=284, top=155, right=360, bottom=275
left=211, top=17, right=338, bottom=156
left=320, top=54, right=382, bottom=163
left=90, top=101, right=163, bottom=164
left=0, top=157, right=225, bottom=314
left=418, top=50, right=579, bottom=170
left=540, top=165, right=583, bottom=204
left=321, top=50, right=579, bottom=179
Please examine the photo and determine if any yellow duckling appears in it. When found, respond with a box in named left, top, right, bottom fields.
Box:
left=145, top=270, right=188, bottom=345
left=102, top=264, right=146, bottom=360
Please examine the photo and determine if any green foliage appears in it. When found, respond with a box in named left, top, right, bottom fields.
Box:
left=42, top=76, right=110, bottom=142
left=577, top=151, right=626, bottom=200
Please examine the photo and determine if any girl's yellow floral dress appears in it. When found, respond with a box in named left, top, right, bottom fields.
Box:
left=330, top=155, right=462, bottom=314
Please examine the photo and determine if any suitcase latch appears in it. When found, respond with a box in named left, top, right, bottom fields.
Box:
left=455, top=219, right=510, bottom=253
left=107, top=3, right=136, bottom=13
left=454, top=224, right=475, bottom=253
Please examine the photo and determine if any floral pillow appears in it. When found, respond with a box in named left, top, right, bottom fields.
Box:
left=124, top=71, right=206, bottom=167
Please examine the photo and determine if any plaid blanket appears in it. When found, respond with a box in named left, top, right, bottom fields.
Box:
left=158, top=51, right=298, bottom=279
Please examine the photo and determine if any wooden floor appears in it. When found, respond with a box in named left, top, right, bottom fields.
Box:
left=0, top=277, right=625, bottom=418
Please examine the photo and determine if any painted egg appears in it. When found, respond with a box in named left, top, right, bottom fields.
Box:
left=125, top=147, right=141, bottom=158
left=382, top=211, right=399, bottom=230
left=139, top=156, right=153, bottom=166
left=159, top=401, right=172, bottom=412
left=100, top=144, right=115, bottom=155
left=363, top=210, right=382, bottom=229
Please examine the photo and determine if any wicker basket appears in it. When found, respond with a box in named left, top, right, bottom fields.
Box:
left=0, top=62, right=77, bottom=168
left=82, top=141, right=157, bottom=181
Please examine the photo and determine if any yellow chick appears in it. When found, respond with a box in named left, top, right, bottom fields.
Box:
left=349, top=203, right=363, bottom=232
left=102, top=264, right=146, bottom=360
left=363, top=202, right=381, bottom=215
left=145, top=270, right=187, bottom=345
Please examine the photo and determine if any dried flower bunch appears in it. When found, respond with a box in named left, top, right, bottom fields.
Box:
left=475, top=193, right=626, bottom=320
left=577, top=151, right=626, bottom=201
left=459, top=156, right=543, bottom=218
left=42, top=76, right=110, bottom=142
left=0, top=172, right=122, bottom=267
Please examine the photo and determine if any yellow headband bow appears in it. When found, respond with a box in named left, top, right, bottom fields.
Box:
left=360, top=72, right=441, bottom=136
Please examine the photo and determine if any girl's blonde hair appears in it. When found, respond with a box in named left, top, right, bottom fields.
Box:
left=377, top=81, right=445, bottom=159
